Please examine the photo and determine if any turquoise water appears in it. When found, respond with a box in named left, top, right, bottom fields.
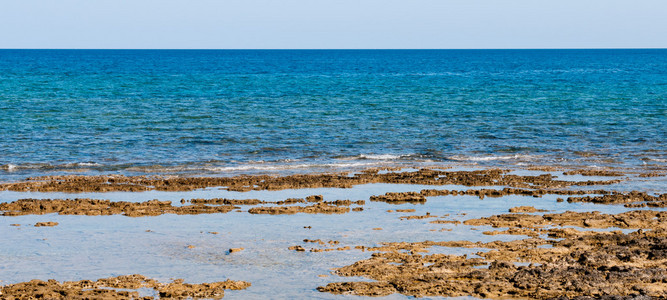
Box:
left=0, top=49, right=665, bottom=180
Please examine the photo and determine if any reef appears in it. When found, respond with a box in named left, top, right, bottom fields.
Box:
left=1, top=167, right=664, bottom=299
left=248, top=202, right=351, bottom=215
left=508, top=206, right=548, bottom=213
left=463, top=210, right=667, bottom=230
left=563, top=169, right=625, bottom=176
left=566, top=192, right=667, bottom=207
left=0, top=169, right=622, bottom=193
left=0, top=199, right=238, bottom=217
left=0, top=195, right=365, bottom=217
left=318, top=220, right=667, bottom=298
left=370, top=192, right=427, bottom=204
left=0, top=274, right=250, bottom=299
left=34, top=221, right=58, bottom=227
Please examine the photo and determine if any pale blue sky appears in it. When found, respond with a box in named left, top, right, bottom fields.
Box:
left=1, top=0, right=666, bottom=49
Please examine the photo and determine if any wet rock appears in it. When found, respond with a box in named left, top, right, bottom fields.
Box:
left=0, top=275, right=250, bottom=300
left=483, top=228, right=541, bottom=237
left=429, top=220, right=461, bottom=225
left=0, top=169, right=621, bottom=193
left=0, top=198, right=238, bottom=217
left=304, top=239, right=326, bottom=245
left=526, top=166, right=562, bottom=172
left=323, top=199, right=365, bottom=206
left=638, top=172, right=665, bottom=178
left=318, top=228, right=667, bottom=298
left=388, top=209, right=416, bottom=213
left=34, top=222, right=58, bottom=227
left=275, top=198, right=306, bottom=205
left=370, top=192, right=426, bottom=204
left=464, top=210, right=667, bottom=230
left=248, top=203, right=349, bottom=215
left=158, top=279, right=250, bottom=299
left=509, top=206, right=547, bottom=213
left=420, top=187, right=613, bottom=200
left=567, top=192, right=666, bottom=206
left=305, top=195, right=323, bottom=202
left=288, top=245, right=306, bottom=252
left=190, top=198, right=264, bottom=205
left=400, top=212, right=436, bottom=220
left=563, top=169, right=625, bottom=176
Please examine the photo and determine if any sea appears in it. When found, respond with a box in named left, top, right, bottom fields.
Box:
left=0, top=49, right=665, bottom=181
left=0, top=49, right=666, bottom=299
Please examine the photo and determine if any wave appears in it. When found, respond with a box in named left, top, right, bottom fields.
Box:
left=643, top=158, right=667, bottom=163
left=1, top=159, right=400, bottom=174
left=335, top=153, right=433, bottom=161
left=0, top=164, right=18, bottom=171
left=0, top=153, right=531, bottom=176
left=0, top=162, right=103, bottom=172
left=125, top=161, right=390, bottom=173
left=4, top=151, right=646, bottom=179
left=0, top=163, right=51, bottom=171
left=345, top=154, right=406, bottom=160
left=446, top=154, right=541, bottom=162
left=62, top=162, right=103, bottom=167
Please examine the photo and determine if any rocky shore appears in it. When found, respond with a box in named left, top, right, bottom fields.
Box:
left=0, top=275, right=250, bottom=299
left=1, top=168, right=664, bottom=299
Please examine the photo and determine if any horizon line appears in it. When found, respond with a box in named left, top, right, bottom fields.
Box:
left=1, top=47, right=666, bottom=51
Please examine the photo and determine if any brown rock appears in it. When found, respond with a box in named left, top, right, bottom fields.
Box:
left=563, top=169, right=625, bottom=176
left=0, top=169, right=620, bottom=193
left=248, top=203, right=349, bottom=215
left=508, top=206, right=547, bottom=213
left=370, top=192, right=426, bottom=204
left=318, top=228, right=667, bottom=298
left=0, top=198, right=238, bottom=217
left=0, top=275, right=250, bottom=300
left=34, top=222, right=58, bottom=227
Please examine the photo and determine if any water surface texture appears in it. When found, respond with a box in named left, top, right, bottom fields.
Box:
left=1, top=49, right=665, bottom=180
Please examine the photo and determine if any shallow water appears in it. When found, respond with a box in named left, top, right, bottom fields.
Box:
left=1, top=172, right=663, bottom=299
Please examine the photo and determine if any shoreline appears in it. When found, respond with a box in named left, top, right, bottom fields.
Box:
left=0, top=167, right=642, bottom=193
left=1, top=157, right=665, bottom=185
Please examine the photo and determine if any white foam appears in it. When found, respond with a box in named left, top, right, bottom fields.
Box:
left=123, top=161, right=386, bottom=174
left=203, top=161, right=380, bottom=172
left=61, top=162, right=103, bottom=168
left=0, top=164, right=17, bottom=171
left=337, top=154, right=414, bottom=161
left=1, top=162, right=105, bottom=171
left=357, top=154, right=405, bottom=160
left=447, top=154, right=540, bottom=162
left=75, top=162, right=102, bottom=167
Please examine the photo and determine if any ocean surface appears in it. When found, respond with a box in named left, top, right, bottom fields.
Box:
left=0, top=49, right=665, bottom=181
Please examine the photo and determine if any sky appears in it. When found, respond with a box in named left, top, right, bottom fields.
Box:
left=1, top=0, right=666, bottom=49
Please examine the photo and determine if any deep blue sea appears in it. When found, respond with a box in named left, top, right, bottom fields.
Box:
left=0, top=49, right=665, bottom=180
